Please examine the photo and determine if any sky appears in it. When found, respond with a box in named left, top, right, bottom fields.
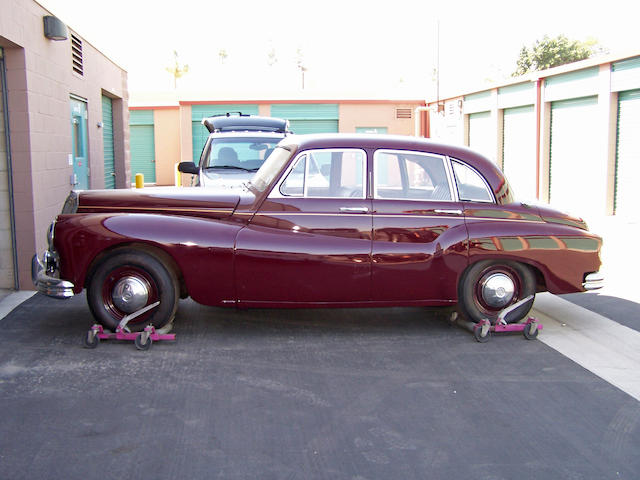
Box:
left=39, top=0, right=640, bottom=101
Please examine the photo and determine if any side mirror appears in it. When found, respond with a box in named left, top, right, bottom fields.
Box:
left=178, top=161, right=199, bottom=175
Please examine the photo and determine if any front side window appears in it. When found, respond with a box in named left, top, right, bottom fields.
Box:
left=451, top=160, right=494, bottom=202
left=278, top=149, right=366, bottom=198
left=374, top=150, right=452, bottom=201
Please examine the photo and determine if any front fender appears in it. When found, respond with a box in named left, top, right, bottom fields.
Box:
left=54, top=213, right=242, bottom=305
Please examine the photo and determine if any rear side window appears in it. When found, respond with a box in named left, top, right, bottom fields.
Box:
left=451, top=161, right=494, bottom=202
left=374, top=150, right=452, bottom=201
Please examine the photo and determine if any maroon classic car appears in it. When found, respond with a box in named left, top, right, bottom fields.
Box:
left=33, top=134, right=603, bottom=332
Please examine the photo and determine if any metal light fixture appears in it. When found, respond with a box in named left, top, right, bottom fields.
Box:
left=43, top=16, right=68, bottom=41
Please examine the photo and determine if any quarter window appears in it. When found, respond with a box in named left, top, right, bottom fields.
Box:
left=374, top=150, right=452, bottom=201
left=451, top=160, right=494, bottom=202
left=279, top=149, right=366, bottom=198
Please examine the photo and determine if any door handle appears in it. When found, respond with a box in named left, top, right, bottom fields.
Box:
left=434, top=209, right=463, bottom=215
left=339, top=207, right=369, bottom=214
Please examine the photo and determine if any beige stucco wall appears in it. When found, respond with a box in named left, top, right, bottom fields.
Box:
left=339, top=103, right=423, bottom=135
left=0, top=0, right=129, bottom=289
left=179, top=104, right=192, bottom=162
left=153, top=108, right=180, bottom=186
left=0, top=53, right=14, bottom=288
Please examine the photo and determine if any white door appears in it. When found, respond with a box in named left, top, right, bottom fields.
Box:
left=503, top=105, right=536, bottom=201
left=550, top=97, right=604, bottom=215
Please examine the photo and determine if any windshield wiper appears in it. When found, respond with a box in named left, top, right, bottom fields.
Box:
left=205, top=165, right=256, bottom=172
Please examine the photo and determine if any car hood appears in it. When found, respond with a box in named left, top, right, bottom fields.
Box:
left=75, top=187, right=241, bottom=219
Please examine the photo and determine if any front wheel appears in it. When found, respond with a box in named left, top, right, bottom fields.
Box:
left=459, top=260, right=535, bottom=324
left=87, top=250, right=179, bottom=332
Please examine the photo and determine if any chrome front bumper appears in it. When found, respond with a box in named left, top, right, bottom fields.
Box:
left=582, top=272, right=604, bottom=291
left=31, top=253, right=75, bottom=299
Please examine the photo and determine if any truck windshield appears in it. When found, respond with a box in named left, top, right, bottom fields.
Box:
left=202, top=137, right=281, bottom=171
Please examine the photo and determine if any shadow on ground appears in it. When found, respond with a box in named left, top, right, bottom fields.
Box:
left=560, top=292, right=640, bottom=332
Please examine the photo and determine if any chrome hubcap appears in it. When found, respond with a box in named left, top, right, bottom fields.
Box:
left=481, top=273, right=515, bottom=308
left=111, top=276, right=149, bottom=313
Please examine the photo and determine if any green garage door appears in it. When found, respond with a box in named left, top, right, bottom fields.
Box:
left=129, top=110, right=156, bottom=184
left=550, top=96, right=602, bottom=215
left=191, top=104, right=259, bottom=164
left=615, top=90, right=640, bottom=218
left=102, top=95, right=115, bottom=189
left=502, top=105, right=536, bottom=200
left=270, top=104, right=338, bottom=134
left=468, top=111, right=495, bottom=162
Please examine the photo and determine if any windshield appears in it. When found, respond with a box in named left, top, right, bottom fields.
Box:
left=202, top=137, right=281, bottom=171
left=250, top=146, right=294, bottom=193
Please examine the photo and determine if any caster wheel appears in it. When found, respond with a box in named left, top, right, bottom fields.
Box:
left=523, top=322, right=539, bottom=340
left=473, top=322, right=491, bottom=343
left=134, top=333, right=152, bottom=351
left=84, top=330, right=99, bottom=349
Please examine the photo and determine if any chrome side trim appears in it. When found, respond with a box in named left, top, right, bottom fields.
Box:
left=31, top=254, right=74, bottom=299
left=434, top=209, right=463, bottom=215
left=583, top=272, right=604, bottom=290
left=339, top=207, right=369, bottom=213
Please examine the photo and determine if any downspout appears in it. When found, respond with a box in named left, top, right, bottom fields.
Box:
left=535, top=78, right=542, bottom=200
left=0, top=48, right=20, bottom=290
left=414, top=106, right=430, bottom=137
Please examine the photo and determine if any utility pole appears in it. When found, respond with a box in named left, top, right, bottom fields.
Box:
left=296, top=49, right=307, bottom=89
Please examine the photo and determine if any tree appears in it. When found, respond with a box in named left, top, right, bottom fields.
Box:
left=165, top=50, right=189, bottom=89
left=218, top=49, right=228, bottom=64
left=513, top=35, right=601, bottom=76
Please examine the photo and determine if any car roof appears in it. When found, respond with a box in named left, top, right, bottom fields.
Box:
left=279, top=133, right=513, bottom=204
left=203, top=114, right=289, bottom=134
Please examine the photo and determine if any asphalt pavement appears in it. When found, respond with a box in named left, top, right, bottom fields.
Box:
left=0, top=292, right=639, bottom=480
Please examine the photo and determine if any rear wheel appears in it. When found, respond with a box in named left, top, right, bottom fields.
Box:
left=87, top=250, right=179, bottom=332
left=459, top=260, right=535, bottom=324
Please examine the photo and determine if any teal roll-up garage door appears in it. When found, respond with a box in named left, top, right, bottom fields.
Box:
left=129, top=110, right=156, bottom=184
left=191, top=104, right=259, bottom=164
left=550, top=96, right=601, bottom=215
left=502, top=105, right=536, bottom=200
left=468, top=111, right=495, bottom=162
left=615, top=89, right=640, bottom=218
left=102, top=95, right=115, bottom=189
left=270, top=104, right=338, bottom=134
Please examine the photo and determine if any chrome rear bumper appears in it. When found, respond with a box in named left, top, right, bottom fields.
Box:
left=31, top=253, right=75, bottom=299
left=582, top=272, right=604, bottom=291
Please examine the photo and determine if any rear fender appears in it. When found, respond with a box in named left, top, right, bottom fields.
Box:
left=465, top=219, right=602, bottom=294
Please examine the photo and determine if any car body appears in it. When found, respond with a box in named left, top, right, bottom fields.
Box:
left=33, top=134, right=603, bottom=331
left=178, top=113, right=289, bottom=189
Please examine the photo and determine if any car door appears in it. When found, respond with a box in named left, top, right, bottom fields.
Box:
left=235, top=148, right=373, bottom=305
left=371, top=150, right=468, bottom=303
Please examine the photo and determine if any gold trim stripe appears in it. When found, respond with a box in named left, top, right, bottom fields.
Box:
left=80, top=205, right=233, bottom=214
left=255, top=212, right=544, bottom=223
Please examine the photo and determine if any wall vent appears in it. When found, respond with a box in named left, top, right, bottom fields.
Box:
left=71, top=34, right=83, bottom=76
left=396, top=108, right=412, bottom=119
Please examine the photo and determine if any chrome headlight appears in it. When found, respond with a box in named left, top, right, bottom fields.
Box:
left=46, top=221, right=55, bottom=250
left=61, top=191, right=78, bottom=214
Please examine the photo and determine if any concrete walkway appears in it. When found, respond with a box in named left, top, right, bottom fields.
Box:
left=0, top=290, right=35, bottom=320
left=533, top=292, right=640, bottom=402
